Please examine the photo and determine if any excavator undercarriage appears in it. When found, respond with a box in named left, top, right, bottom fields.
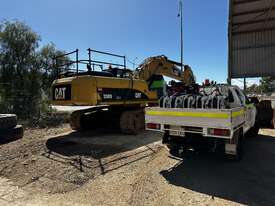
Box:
left=68, top=106, right=145, bottom=134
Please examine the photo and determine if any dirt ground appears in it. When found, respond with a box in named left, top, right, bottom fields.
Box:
left=0, top=125, right=275, bottom=205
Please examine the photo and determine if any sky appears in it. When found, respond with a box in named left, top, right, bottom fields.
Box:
left=1, top=0, right=257, bottom=85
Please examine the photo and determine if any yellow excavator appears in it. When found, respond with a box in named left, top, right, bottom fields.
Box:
left=51, top=49, right=195, bottom=134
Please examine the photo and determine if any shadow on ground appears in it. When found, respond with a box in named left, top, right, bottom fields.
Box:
left=0, top=126, right=162, bottom=194
left=0, top=136, right=22, bottom=145
left=161, top=134, right=275, bottom=206
left=42, top=128, right=162, bottom=177
left=45, top=128, right=161, bottom=159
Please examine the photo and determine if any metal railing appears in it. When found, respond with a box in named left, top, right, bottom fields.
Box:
left=53, top=48, right=126, bottom=77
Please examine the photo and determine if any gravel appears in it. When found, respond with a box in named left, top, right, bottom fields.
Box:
left=0, top=125, right=274, bottom=205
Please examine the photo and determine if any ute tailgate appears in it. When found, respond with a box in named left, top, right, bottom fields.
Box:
left=145, top=107, right=245, bottom=130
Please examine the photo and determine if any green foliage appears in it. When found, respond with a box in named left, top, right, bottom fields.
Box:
left=0, top=20, right=68, bottom=125
left=35, top=92, right=68, bottom=128
left=259, top=77, right=275, bottom=94
left=246, top=84, right=261, bottom=94
left=38, top=43, right=69, bottom=96
left=0, top=20, right=40, bottom=117
left=246, top=77, right=275, bottom=95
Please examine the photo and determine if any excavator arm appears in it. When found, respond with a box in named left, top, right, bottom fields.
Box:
left=135, top=55, right=195, bottom=86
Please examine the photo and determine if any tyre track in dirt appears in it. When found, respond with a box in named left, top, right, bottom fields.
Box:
left=130, top=147, right=175, bottom=206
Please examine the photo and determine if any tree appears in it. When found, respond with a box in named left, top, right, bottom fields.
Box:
left=0, top=20, right=41, bottom=117
left=259, top=77, right=275, bottom=94
left=246, top=84, right=261, bottom=94
left=38, top=43, right=69, bottom=94
left=245, top=77, right=275, bottom=95
left=0, top=20, right=68, bottom=119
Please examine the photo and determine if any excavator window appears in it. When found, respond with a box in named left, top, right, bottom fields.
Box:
left=149, top=75, right=166, bottom=98
left=107, top=66, right=118, bottom=77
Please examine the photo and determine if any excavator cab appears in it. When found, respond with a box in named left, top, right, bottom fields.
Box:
left=103, top=66, right=133, bottom=79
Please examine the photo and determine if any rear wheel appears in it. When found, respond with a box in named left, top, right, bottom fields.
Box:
left=164, top=134, right=185, bottom=158
left=246, top=125, right=259, bottom=137
left=168, top=146, right=180, bottom=157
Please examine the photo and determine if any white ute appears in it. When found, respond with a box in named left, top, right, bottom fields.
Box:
left=145, top=85, right=259, bottom=160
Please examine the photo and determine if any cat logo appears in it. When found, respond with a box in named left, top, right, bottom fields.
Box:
left=55, top=87, right=66, bottom=100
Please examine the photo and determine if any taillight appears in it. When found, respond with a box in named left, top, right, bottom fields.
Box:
left=208, top=128, right=230, bottom=137
left=146, top=123, right=161, bottom=130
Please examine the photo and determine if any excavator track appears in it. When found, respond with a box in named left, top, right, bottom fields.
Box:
left=69, top=106, right=110, bottom=131
left=69, top=106, right=145, bottom=135
left=70, top=110, right=85, bottom=131
left=120, top=110, right=145, bottom=135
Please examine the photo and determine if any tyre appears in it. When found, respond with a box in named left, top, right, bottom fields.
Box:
left=168, top=145, right=193, bottom=158
left=246, top=125, right=259, bottom=137
left=256, top=101, right=273, bottom=128
left=70, top=110, right=84, bottom=131
left=169, top=148, right=180, bottom=157
left=235, top=141, right=242, bottom=161
left=0, top=125, right=24, bottom=142
left=167, top=144, right=181, bottom=157
left=0, top=114, right=17, bottom=130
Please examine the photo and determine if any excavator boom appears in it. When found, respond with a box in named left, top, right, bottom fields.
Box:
left=135, top=55, right=195, bottom=86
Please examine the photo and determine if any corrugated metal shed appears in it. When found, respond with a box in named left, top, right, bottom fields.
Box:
left=228, top=0, right=275, bottom=79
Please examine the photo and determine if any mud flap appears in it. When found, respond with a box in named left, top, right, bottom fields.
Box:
left=225, top=128, right=243, bottom=160
left=225, top=144, right=237, bottom=155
